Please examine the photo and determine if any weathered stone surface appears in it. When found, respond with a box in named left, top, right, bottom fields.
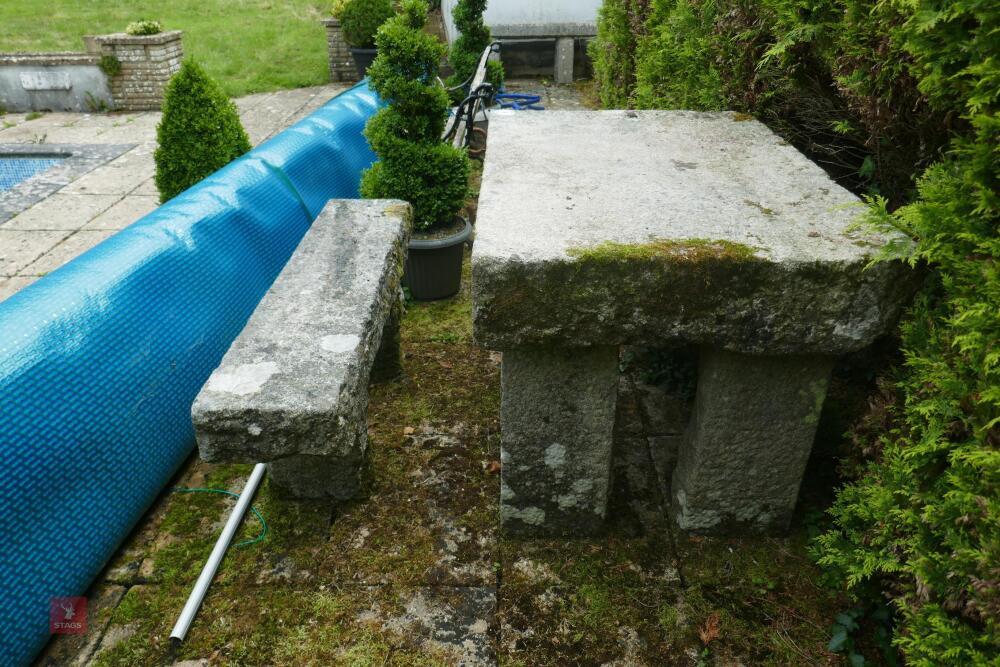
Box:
left=500, top=345, right=618, bottom=535
left=371, top=289, right=404, bottom=383
left=554, top=37, right=575, bottom=84
left=670, top=348, right=833, bottom=533
left=473, top=110, right=916, bottom=356
left=192, top=199, right=410, bottom=498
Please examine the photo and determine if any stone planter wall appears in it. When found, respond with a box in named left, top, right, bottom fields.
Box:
left=93, top=30, right=183, bottom=112
left=322, top=19, right=359, bottom=83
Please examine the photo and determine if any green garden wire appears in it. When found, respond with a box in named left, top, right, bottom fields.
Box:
left=170, top=487, right=268, bottom=548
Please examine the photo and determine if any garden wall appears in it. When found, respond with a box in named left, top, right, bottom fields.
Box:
left=0, top=31, right=182, bottom=112
left=0, top=53, right=111, bottom=113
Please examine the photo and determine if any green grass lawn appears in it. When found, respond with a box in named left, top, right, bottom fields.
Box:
left=0, top=0, right=332, bottom=98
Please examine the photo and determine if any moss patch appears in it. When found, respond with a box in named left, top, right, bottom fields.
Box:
left=567, top=238, right=760, bottom=264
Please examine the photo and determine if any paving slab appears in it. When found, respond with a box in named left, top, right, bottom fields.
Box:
left=20, top=229, right=116, bottom=275
left=0, top=229, right=71, bottom=275
left=0, top=276, right=38, bottom=302
left=82, top=195, right=160, bottom=230
left=2, top=193, right=120, bottom=230
left=62, top=164, right=153, bottom=195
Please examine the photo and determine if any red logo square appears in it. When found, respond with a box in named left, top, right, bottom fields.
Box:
left=50, top=597, right=87, bottom=635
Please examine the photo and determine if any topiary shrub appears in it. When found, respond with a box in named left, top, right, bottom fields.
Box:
left=154, top=60, right=252, bottom=203
left=360, top=0, right=469, bottom=231
left=125, top=19, right=163, bottom=36
left=340, top=0, right=395, bottom=48
left=446, top=0, right=503, bottom=97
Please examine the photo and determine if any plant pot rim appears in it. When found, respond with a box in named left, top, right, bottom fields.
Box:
left=350, top=46, right=378, bottom=53
left=409, top=217, right=472, bottom=250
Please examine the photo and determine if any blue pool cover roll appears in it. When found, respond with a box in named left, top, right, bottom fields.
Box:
left=0, top=81, right=380, bottom=666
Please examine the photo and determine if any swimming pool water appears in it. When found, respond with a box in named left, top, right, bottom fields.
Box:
left=0, top=156, right=65, bottom=191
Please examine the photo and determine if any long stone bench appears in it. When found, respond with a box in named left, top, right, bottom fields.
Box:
left=192, top=199, right=411, bottom=498
left=490, top=23, right=596, bottom=84
left=472, top=110, right=918, bottom=536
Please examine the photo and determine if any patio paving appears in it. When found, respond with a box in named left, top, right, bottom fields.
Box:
left=0, top=84, right=349, bottom=304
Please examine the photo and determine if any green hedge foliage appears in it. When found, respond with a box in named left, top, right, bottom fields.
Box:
left=340, top=0, right=395, bottom=48
left=154, top=60, right=251, bottom=203
left=360, top=0, right=469, bottom=231
left=593, top=0, right=999, bottom=663
left=446, top=0, right=503, bottom=96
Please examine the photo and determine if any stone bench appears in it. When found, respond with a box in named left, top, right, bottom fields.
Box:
left=490, top=23, right=596, bottom=85
left=472, top=110, right=917, bottom=536
left=192, top=199, right=411, bottom=499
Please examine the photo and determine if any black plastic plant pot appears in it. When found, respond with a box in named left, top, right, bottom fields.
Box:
left=351, top=48, right=378, bottom=78
left=405, top=217, right=472, bottom=301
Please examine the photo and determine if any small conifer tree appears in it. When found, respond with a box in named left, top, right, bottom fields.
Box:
left=446, top=0, right=503, bottom=96
left=360, top=0, right=469, bottom=231
left=154, top=60, right=251, bottom=203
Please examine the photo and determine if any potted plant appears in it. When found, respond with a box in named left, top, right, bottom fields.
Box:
left=339, top=0, right=395, bottom=78
left=361, top=0, right=471, bottom=301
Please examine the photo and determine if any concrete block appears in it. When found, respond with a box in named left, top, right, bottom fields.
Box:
left=670, top=348, right=833, bottom=533
left=192, top=200, right=411, bottom=499
left=500, top=345, right=619, bottom=536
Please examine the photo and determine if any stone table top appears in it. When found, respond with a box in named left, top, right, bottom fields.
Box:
left=472, top=110, right=916, bottom=355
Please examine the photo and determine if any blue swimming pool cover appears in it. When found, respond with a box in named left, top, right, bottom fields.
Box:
left=0, top=81, right=381, bottom=666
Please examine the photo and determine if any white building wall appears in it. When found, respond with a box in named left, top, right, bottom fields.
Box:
left=442, top=0, right=602, bottom=43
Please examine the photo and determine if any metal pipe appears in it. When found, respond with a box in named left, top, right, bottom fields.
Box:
left=169, top=462, right=267, bottom=644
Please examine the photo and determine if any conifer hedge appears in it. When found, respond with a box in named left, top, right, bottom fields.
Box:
left=591, top=1, right=999, bottom=662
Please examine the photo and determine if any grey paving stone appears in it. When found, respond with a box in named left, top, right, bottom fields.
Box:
left=132, top=178, right=159, bottom=197
left=2, top=194, right=120, bottom=230
left=62, top=165, right=152, bottom=195
left=0, top=275, right=39, bottom=302
left=21, top=229, right=115, bottom=275
left=0, top=229, right=70, bottom=275
left=83, top=195, right=159, bottom=230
